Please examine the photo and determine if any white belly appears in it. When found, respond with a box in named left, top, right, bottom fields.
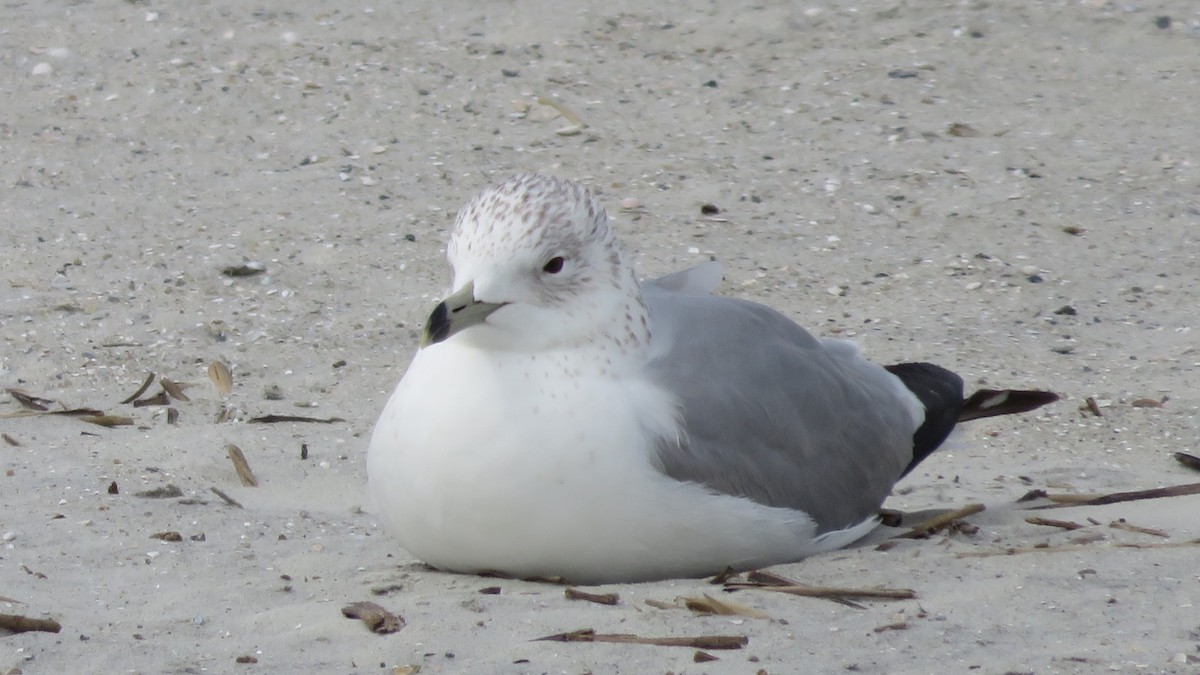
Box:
left=367, top=342, right=872, bottom=583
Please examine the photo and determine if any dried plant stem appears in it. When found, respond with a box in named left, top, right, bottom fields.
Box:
left=726, top=583, right=916, bottom=601
left=893, top=503, right=986, bottom=539
left=957, top=538, right=1200, bottom=559
left=535, top=629, right=747, bottom=650
left=1026, top=482, right=1200, bottom=510
left=0, top=613, right=61, bottom=634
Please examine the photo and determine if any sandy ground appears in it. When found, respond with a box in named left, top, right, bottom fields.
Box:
left=2, top=1, right=1200, bottom=673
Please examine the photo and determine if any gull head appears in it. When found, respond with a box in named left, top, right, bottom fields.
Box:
left=422, top=174, right=648, bottom=353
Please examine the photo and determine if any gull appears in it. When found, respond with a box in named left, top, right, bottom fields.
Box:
left=367, top=173, right=1057, bottom=584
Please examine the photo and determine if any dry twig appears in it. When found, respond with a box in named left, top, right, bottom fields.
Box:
left=0, top=613, right=61, bottom=634
left=209, top=486, right=244, bottom=508
left=1108, top=520, right=1168, bottom=538
left=1025, top=516, right=1085, bottom=531
left=564, top=588, right=619, bottom=606
left=1025, top=482, right=1200, bottom=510
left=535, top=629, right=747, bottom=650
left=740, top=570, right=865, bottom=609
left=121, top=372, right=156, bottom=404
left=725, top=583, right=915, bottom=601
left=248, top=414, right=344, bottom=424
left=957, top=538, right=1200, bottom=559
left=892, top=503, right=985, bottom=539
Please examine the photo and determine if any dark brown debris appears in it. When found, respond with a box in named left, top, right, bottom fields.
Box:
left=222, top=261, right=267, bottom=277
left=150, top=531, right=183, bottom=542
left=946, top=122, right=983, bottom=137
left=877, top=508, right=904, bottom=527
left=135, top=484, right=183, bottom=499
left=1026, top=482, right=1200, bottom=509
left=159, top=377, right=191, bottom=402
left=20, top=564, right=46, bottom=579
left=5, top=388, right=54, bottom=411
left=209, top=486, right=244, bottom=508
left=77, top=413, right=135, bottom=428
left=892, top=503, right=985, bottom=539
left=0, top=613, right=61, bottom=634
left=706, top=566, right=738, bottom=585
left=742, top=570, right=865, bottom=609
left=1, top=393, right=132, bottom=427
left=341, top=601, right=404, bottom=634
left=564, top=587, right=619, bottom=606
left=1174, top=452, right=1200, bottom=472
left=1025, top=516, right=1084, bottom=531
left=132, top=391, right=170, bottom=407
left=248, top=414, right=345, bottom=424
left=120, top=372, right=157, bottom=404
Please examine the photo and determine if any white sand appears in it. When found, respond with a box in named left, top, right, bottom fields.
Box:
left=2, top=1, right=1199, bottom=672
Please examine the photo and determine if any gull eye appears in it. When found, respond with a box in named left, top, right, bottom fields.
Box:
left=542, top=256, right=565, bottom=274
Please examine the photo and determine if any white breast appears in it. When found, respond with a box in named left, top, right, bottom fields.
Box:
left=367, top=340, right=872, bottom=583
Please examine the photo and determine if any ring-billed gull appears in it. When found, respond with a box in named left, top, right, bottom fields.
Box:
left=368, top=173, right=1057, bottom=584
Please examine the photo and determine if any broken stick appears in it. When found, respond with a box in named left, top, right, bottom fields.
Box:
left=0, top=613, right=61, bottom=634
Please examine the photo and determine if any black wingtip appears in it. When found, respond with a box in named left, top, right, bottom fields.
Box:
left=886, top=362, right=1061, bottom=477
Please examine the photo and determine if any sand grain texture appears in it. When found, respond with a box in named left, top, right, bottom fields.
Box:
left=2, top=2, right=1198, bottom=672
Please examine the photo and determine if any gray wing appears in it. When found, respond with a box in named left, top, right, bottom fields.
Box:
left=641, top=280, right=922, bottom=532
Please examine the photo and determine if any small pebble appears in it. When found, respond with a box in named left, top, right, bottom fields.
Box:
left=31, top=62, right=52, bottom=76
